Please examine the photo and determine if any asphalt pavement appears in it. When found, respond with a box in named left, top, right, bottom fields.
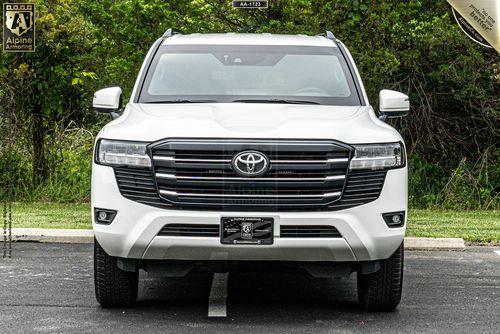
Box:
left=0, top=243, right=499, bottom=333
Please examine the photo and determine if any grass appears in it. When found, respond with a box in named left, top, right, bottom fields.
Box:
left=407, top=209, right=499, bottom=245
left=6, top=203, right=500, bottom=245
left=11, top=202, right=90, bottom=230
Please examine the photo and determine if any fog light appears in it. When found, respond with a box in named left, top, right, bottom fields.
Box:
left=94, top=208, right=117, bottom=225
left=382, top=211, right=405, bottom=228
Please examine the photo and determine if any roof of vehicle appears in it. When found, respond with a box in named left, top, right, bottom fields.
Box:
left=162, top=33, right=337, bottom=47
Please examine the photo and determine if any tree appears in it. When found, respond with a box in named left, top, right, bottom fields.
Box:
left=0, top=0, right=98, bottom=184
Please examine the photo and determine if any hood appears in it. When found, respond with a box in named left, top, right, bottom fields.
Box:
left=98, top=103, right=402, bottom=144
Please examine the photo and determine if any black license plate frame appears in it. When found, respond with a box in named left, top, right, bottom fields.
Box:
left=220, top=217, right=273, bottom=245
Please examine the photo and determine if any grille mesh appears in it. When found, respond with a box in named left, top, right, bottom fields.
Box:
left=114, top=168, right=169, bottom=208
left=151, top=139, right=350, bottom=210
left=331, top=170, right=387, bottom=210
left=113, top=140, right=387, bottom=211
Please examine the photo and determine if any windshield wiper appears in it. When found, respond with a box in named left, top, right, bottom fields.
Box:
left=232, top=99, right=320, bottom=105
left=145, top=99, right=218, bottom=104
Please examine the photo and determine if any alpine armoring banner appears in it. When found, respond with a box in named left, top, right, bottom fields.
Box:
left=447, top=0, right=499, bottom=52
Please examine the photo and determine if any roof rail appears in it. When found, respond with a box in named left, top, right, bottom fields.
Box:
left=325, top=30, right=336, bottom=40
left=162, top=28, right=181, bottom=39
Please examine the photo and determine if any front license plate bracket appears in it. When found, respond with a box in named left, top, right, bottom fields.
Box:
left=220, top=217, right=273, bottom=245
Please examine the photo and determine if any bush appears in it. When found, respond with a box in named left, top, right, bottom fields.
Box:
left=440, top=149, right=499, bottom=209
left=1, top=126, right=95, bottom=203
left=408, top=155, right=447, bottom=207
left=31, top=127, right=94, bottom=202
left=408, top=149, right=499, bottom=210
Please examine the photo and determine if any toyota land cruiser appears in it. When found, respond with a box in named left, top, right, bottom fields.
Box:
left=92, top=30, right=409, bottom=311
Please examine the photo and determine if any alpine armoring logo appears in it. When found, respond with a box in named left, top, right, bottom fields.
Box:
left=3, top=3, right=35, bottom=52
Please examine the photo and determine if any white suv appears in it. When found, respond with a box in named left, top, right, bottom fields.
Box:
left=92, top=30, right=409, bottom=311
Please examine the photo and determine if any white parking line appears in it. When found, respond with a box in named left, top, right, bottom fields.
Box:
left=494, top=250, right=500, bottom=256
left=208, top=273, right=228, bottom=317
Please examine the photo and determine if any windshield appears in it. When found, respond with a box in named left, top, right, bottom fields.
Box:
left=139, top=45, right=361, bottom=105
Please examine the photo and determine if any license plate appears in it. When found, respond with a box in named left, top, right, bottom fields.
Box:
left=221, top=217, right=273, bottom=245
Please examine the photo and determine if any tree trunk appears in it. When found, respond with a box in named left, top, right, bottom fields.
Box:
left=32, top=105, right=46, bottom=186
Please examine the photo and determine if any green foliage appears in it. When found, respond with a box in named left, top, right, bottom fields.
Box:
left=408, top=155, right=447, bottom=207
left=1, top=0, right=499, bottom=209
left=409, top=150, right=499, bottom=210
left=1, top=0, right=100, bottom=184
left=30, top=127, right=94, bottom=202
left=0, top=127, right=94, bottom=202
left=440, top=149, right=499, bottom=210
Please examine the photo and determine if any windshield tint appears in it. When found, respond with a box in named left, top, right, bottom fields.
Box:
left=139, top=45, right=361, bottom=105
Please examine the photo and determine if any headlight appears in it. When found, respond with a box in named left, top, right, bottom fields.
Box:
left=349, top=142, right=404, bottom=170
left=96, top=139, right=151, bottom=168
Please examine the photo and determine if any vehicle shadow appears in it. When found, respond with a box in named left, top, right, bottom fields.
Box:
left=135, top=272, right=212, bottom=307
left=127, top=270, right=376, bottom=321
left=226, top=272, right=364, bottom=320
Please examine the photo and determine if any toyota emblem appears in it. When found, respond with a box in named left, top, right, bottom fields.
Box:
left=231, top=151, right=270, bottom=177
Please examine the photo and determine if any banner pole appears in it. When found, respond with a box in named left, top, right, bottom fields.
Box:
left=8, top=187, right=12, bottom=258
left=2, top=191, right=6, bottom=259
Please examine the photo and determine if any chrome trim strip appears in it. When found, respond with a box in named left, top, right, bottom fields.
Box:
left=176, top=158, right=231, bottom=163
left=327, top=158, right=349, bottom=163
left=270, top=158, right=348, bottom=164
left=155, top=173, right=346, bottom=182
left=159, top=189, right=341, bottom=198
left=155, top=173, right=176, bottom=179
left=152, top=156, right=174, bottom=161
left=153, top=156, right=348, bottom=164
left=153, top=156, right=231, bottom=163
left=325, top=175, right=346, bottom=181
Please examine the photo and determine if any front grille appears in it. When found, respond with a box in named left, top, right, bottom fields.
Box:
left=114, top=167, right=167, bottom=207
left=113, top=139, right=388, bottom=211
left=151, top=139, right=351, bottom=210
left=158, top=224, right=220, bottom=237
left=280, top=225, right=342, bottom=238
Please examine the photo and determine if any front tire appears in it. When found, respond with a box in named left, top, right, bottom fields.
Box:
left=357, top=242, right=404, bottom=311
left=94, top=238, right=138, bottom=308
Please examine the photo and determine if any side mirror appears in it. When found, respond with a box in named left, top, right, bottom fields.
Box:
left=378, top=89, right=409, bottom=121
left=93, top=87, right=123, bottom=118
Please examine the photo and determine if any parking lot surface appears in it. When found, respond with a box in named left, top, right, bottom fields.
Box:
left=0, top=243, right=499, bottom=333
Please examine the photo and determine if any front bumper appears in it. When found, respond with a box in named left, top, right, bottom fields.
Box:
left=92, top=164, right=407, bottom=262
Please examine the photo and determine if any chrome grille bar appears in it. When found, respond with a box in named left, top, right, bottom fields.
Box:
left=155, top=172, right=345, bottom=182
left=153, top=156, right=348, bottom=164
left=271, top=158, right=348, bottom=163
left=159, top=189, right=341, bottom=198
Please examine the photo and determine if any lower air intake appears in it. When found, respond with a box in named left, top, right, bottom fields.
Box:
left=158, top=224, right=219, bottom=237
left=280, top=225, right=342, bottom=238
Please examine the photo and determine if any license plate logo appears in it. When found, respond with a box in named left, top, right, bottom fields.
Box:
left=241, top=222, right=253, bottom=239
